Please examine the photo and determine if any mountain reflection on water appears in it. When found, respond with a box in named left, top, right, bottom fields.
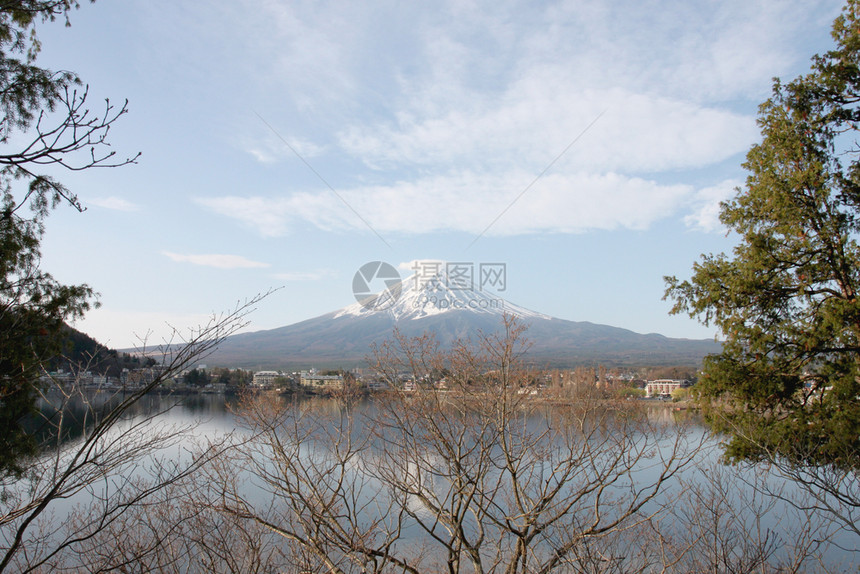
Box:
left=16, top=391, right=858, bottom=571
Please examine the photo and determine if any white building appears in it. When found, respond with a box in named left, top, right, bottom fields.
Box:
left=252, top=370, right=282, bottom=387
left=300, top=371, right=344, bottom=391
left=645, top=379, right=684, bottom=398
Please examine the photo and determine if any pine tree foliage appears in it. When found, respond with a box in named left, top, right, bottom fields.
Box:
left=0, top=1, right=137, bottom=476
left=666, top=0, right=860, bottom=470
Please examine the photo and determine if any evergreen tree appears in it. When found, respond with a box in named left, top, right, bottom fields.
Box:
left=667, top=0, right=860, bottom=469
left=0, top=1, right=137, bottom=476
left=184, top=368, right=209, bottom=387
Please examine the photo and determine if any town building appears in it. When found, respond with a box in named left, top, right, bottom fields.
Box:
left=300, top=370, right=344, bottom=391
left=252, top=370, right=282, bottom=387
left=645, top=379, right=684, bottom=398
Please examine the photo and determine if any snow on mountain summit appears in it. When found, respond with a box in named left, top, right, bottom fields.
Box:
left=334, top=267, right=550, bottom=322
left=204, top=261, right=722, bottom=368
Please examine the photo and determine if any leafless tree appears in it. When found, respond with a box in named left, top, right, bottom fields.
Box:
left=205, top=392, right=418, bottom=573
left=0, top=293, right=269, bottom=573
left=651, top=456, right=840, bottom=574
left=65, top=464, right=291, bottom=574
left=209, top=316, right=705, bottom=573
left=1, top=84, right=141, bottom=221
left=701, top=408, right=860, bottom=558
left=30, top=311, right=845, bottom=573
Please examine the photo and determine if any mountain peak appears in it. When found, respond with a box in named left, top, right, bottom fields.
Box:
left=205, top=260, right=722, bottom=369
left=335, top=263, right=551, bottom=322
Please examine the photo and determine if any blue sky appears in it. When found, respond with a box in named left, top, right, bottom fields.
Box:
left=30, top=0, right=844, bottom=349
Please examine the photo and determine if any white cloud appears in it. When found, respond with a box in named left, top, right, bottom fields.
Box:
left=243, top=130, right=326, bottom=164
left=273, top=270, right=336, bottom=281
left=190, top=0, right=839, bottom=241
left=398, top=259, right=443, bottom=272
left=338, top=87, right=757, bottom=174
left=195, top=195, right=333, bottom=237
left=166, top=0, right=840, bottom=159
left=683, top=180, right=741, bottom=233
left=162, top=251, right=271, bottom=269
left=243, top=0, right=835, bottom=111
left=87, top=197, right=141, bottom=212
left=198, top=171, right=691, bottom=237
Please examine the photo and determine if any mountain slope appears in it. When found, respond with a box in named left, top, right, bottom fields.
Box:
left=204, top=270, right=721, bottom=369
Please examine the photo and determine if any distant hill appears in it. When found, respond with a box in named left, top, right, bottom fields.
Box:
left=51, top=324, right=155, bottom=376
left=203, top=266, right=721, bottom=370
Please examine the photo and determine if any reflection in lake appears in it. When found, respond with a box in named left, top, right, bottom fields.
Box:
left=6, top=392, right=858, bottom=572
left=208, top=394, right=857, bottom=572
left=29, top=390, right=240, bottom=450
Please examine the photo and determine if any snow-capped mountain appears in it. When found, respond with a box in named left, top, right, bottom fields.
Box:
left=335, top=269, right=550, bottom=322
left=205, top=270, right=722, bottom=369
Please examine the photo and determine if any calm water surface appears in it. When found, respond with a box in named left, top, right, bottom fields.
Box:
left=25, top=391, right=860, bottom=571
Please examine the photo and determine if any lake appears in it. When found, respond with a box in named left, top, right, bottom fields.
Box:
left=3, top=390, right=857, bottom=573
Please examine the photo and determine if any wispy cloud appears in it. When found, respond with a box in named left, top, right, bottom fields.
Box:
left=684, top=181, right=741, bottom=233
left=162, top=251, right=271, bottom=269
left=272, top=269, right=336, bottom=281
left=192, top=0, right=835, bottom=240
left=244, top=132, right=326, bottom=164
left=194, top=196, right=315, bottom=237
left=397, top=260, right=444, bottom=277
left=87, top=197, right=142, bottom=212
left=337, top=88, right=756, bottom=174
left=199, top=172, right=691, bottom=237
left=240, top=0, right=831, bottom=114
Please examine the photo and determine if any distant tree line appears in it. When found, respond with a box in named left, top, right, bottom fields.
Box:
left=183, top=367, right=253, bottom=388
